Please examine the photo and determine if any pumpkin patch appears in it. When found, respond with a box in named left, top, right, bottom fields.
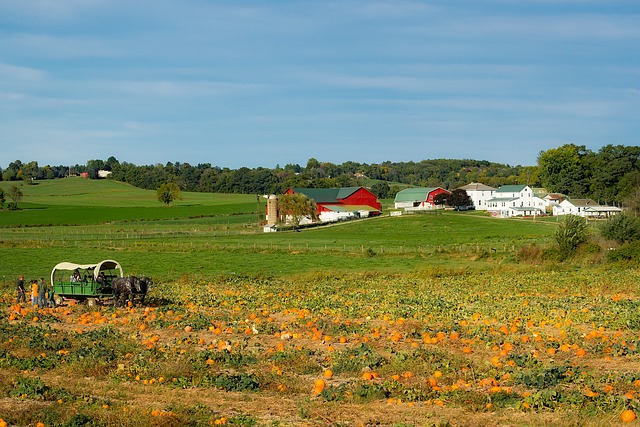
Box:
left=1, top=268, right=640, bottom=425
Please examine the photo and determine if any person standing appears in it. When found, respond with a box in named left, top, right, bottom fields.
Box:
left=48, top=283, right=57, bottom=308
left=38, top=278, right=48, bottom=308
left=31, top=280, right=39, bottom=308
left=16, top=275, right=26, bottom=304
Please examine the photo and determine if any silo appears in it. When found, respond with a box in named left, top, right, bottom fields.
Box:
left=267, top=194, right=278, bottom=225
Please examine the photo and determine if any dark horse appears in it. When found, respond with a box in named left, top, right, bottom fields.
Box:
left=133, top=276, right=152, bottom=304
left=112, top=276, right=152, bottom=307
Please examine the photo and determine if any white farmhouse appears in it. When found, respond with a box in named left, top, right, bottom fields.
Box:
left=457, top=183, right=496, bottom=211
left=542, top=193, right=564, bottom=212
left=486, top=185, right=546, bottom=218
left=553, top=199, right=622, bottom=219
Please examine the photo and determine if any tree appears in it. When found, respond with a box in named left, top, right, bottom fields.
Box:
left=587, top=145, right=640, bottom=204
left=0, top=188, right=5, bottom=209
left=87, top=159, right=106, bottom=179
left=277, top=193, right=318, bottom=226
left=370, top=182, right=390, bottom=199
left=306, top=158, right=321, bottom=170
left=626, top=187, right=640, bottom=217
left=447, top=189, right=472, bottom=208
left=156, top=182, right=182, bottom=206
left=599, top=213, right=640, bottom=244
left=538, top=144, right=590, bottom=196
left=22, top=161, right=39, bottom=183
left=433, top=192, right=448, bottom=206
left=555, top=215, right=589, bottom=258
left=7, top=184, right=23, bottom=210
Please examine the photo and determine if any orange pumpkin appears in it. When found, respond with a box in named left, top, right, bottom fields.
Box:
left=621, top=410, right=637, bottom=423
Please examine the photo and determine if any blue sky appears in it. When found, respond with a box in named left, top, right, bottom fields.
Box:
left=1, top=1, right=638, bottom=169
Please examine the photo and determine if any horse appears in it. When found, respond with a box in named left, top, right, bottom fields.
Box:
left=112, top=276, right=152, bottom=307
left=112, top=276, right=135, bottom=307
left=132, top=276, right=152, bottom=304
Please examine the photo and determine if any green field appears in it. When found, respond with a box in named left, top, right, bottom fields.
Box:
left=0, top=178, right=557, bottom=282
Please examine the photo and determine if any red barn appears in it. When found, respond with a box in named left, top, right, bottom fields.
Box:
left=285, top=187, right=382, bottom=220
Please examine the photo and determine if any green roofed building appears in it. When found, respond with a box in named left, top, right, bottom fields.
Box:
left=394, top=187, right=450, bottom=210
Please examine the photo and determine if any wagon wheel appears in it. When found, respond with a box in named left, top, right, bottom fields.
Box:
left=87, top=298, right=97, bottom=307
left=54, top=295, right=63, bottom=306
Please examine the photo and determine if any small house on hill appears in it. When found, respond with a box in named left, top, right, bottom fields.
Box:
left=394, top=187, right=450, bottom=210
left=285, top=187, right=382, bottom=222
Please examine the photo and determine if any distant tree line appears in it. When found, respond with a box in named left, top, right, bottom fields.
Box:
left=538, top=144, right=640, bottom=204
left=1, top=144, right=638, bottom=204
left=0, top=156, right=536, bottom=197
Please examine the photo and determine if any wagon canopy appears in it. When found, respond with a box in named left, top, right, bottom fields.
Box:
left=50, top=259, right=123, bottom=284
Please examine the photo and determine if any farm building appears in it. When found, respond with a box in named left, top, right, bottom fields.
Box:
left=394, top=187, right=450, bottom=210
left=457, top=183, right=496, bottom=210
left=552, top=198, right=622, bottom=219
left=543, top=193, right=564, bottom=204
left=284, top=187, right=382, bottom=222
left=486, top=185, right=546, bottom=218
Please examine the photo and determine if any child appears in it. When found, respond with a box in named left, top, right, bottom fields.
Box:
left=31, top=280, right=39, bottom=308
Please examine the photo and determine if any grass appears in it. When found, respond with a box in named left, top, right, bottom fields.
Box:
left=0, top=181, right=557, bottom=282
left=0, top=177, right=258, bottom=207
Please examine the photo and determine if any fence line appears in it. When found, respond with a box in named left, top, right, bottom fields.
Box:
left=11, top=238, right=551, bottom=256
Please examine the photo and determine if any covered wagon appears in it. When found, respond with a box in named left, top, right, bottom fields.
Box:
left=50, top=259, right=123, bottom=306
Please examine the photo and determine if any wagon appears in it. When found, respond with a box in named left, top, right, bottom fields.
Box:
left=50, top=259, right=123, bottom=306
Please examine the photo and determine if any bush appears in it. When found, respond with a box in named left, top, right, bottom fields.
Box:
left=555, top=215, right=589, bottom=259
left=516, top=244, right=544, bottom=263
left=599, top=214, right=640, bottom=244
left=606, top=241, right=640, bottom=263
left=515, top=244, right=564, bottom=263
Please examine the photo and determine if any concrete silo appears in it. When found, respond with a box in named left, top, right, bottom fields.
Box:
left=266, top=194, right=278, bottom=226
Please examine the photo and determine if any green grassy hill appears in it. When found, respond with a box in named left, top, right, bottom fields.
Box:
left=0, top=177, right=258, bottom=227
left=0, top=177, right=256, bottom=207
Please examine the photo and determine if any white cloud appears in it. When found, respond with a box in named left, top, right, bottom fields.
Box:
left=0, top=62, right=46, bottom=81
left=0, top=92, right=25, bottom=101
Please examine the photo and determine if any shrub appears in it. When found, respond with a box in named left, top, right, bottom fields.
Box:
left=606, top=241, right=640, bottom=263
left=599, top=214, right=640, bottom=244
left=516, top=244, right=544, bottom=263
left=555, top=215, right=589, bottom=259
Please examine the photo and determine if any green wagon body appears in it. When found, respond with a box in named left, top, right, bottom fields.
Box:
left=51, top=280, right=113, bottom=298
left=51, top=260, right=123, bottom=301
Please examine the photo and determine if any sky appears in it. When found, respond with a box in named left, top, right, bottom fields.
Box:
left=1, top=1, right=639, bottom=170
